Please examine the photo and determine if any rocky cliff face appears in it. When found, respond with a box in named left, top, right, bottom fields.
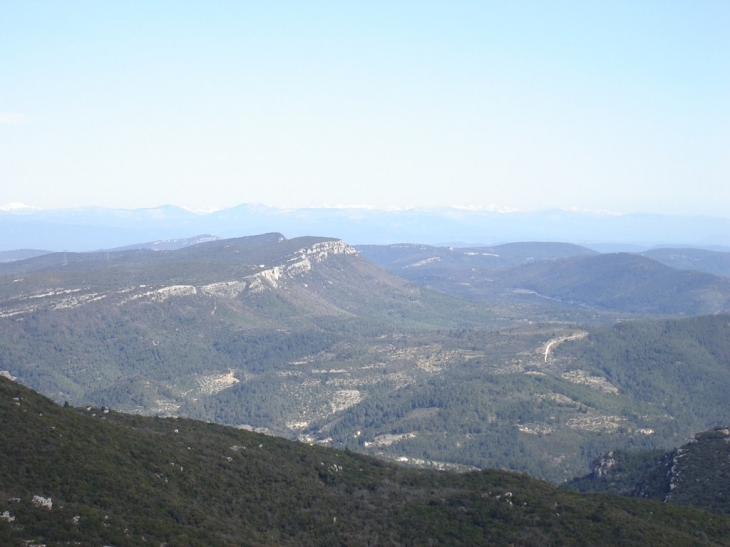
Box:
left=0, top=239, right=360, bottom=314
left=245, top=240, right=358, bottom=293
left=570, top=427, right=730, bottom=514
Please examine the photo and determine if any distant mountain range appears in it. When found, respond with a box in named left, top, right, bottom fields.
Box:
left=2, top=203, right=730, bottom=251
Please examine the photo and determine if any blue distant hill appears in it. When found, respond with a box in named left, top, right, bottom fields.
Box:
left=1, top=204, right=729, bottom=251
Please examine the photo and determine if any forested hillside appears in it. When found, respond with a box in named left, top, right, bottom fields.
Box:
left=3, top=377, right=730, bottom=547
left=641, top=248, right=730, bottom=278
left=356, top=241, right=598, bottom=272
left=568, top=426, right=730, bottom=515
left=359, top=243, right=730, bottom=315
left=551, top=314, right=730, bottom=429
left=0, top=233, right=494, bottom=405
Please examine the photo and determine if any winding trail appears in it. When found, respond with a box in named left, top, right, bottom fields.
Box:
left=543, top=332, right=588, bottom=362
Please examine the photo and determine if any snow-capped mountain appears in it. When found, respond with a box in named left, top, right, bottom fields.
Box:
left=1, top=203, right=729, bottom=252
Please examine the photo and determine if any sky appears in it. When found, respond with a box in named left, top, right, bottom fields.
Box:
left=1, top=1, right=728, bottom=216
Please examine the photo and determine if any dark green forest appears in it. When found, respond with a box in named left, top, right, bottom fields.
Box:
left=3, top=377, right=730, bottom=547
left=568, top=426, right=730, bottom=515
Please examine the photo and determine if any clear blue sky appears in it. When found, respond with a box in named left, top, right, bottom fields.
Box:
left=1, top=1, right=728, bottom=216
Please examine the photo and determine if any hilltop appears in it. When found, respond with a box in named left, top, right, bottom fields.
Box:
left=359, top=244, right=730, bottom=316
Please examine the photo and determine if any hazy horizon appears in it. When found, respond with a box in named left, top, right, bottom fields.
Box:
left=2, top=200, right=730, bottom=220
left=2, top=201, right=730, bottom=253
left=2, top=2, right=728, bottom=217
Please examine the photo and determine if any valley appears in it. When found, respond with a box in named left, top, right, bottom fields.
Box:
left=1, top=234, right=730, bottom=483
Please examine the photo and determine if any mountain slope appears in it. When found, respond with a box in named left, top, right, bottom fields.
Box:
left=359, top=246, right=730, bottom=316
left=3, top=377, right=730, bottom=547
left=486, top=253, right=730, bottom=314
left=298, top=314, right=730, bottom=482
left=0, top=233, right=443, bottom=322
left=568, top=426, right=730, bottom=515
left=0, top=249, right=51, bottom=263
left=0, top=234, right=496, bottom=419
left=356, top=242, right=598, bottom=282
left=550, top=313, right=730, bottom=422
left=641, top=247, right=730, bottom=278
left=107, top=234, right=221, bottom=252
